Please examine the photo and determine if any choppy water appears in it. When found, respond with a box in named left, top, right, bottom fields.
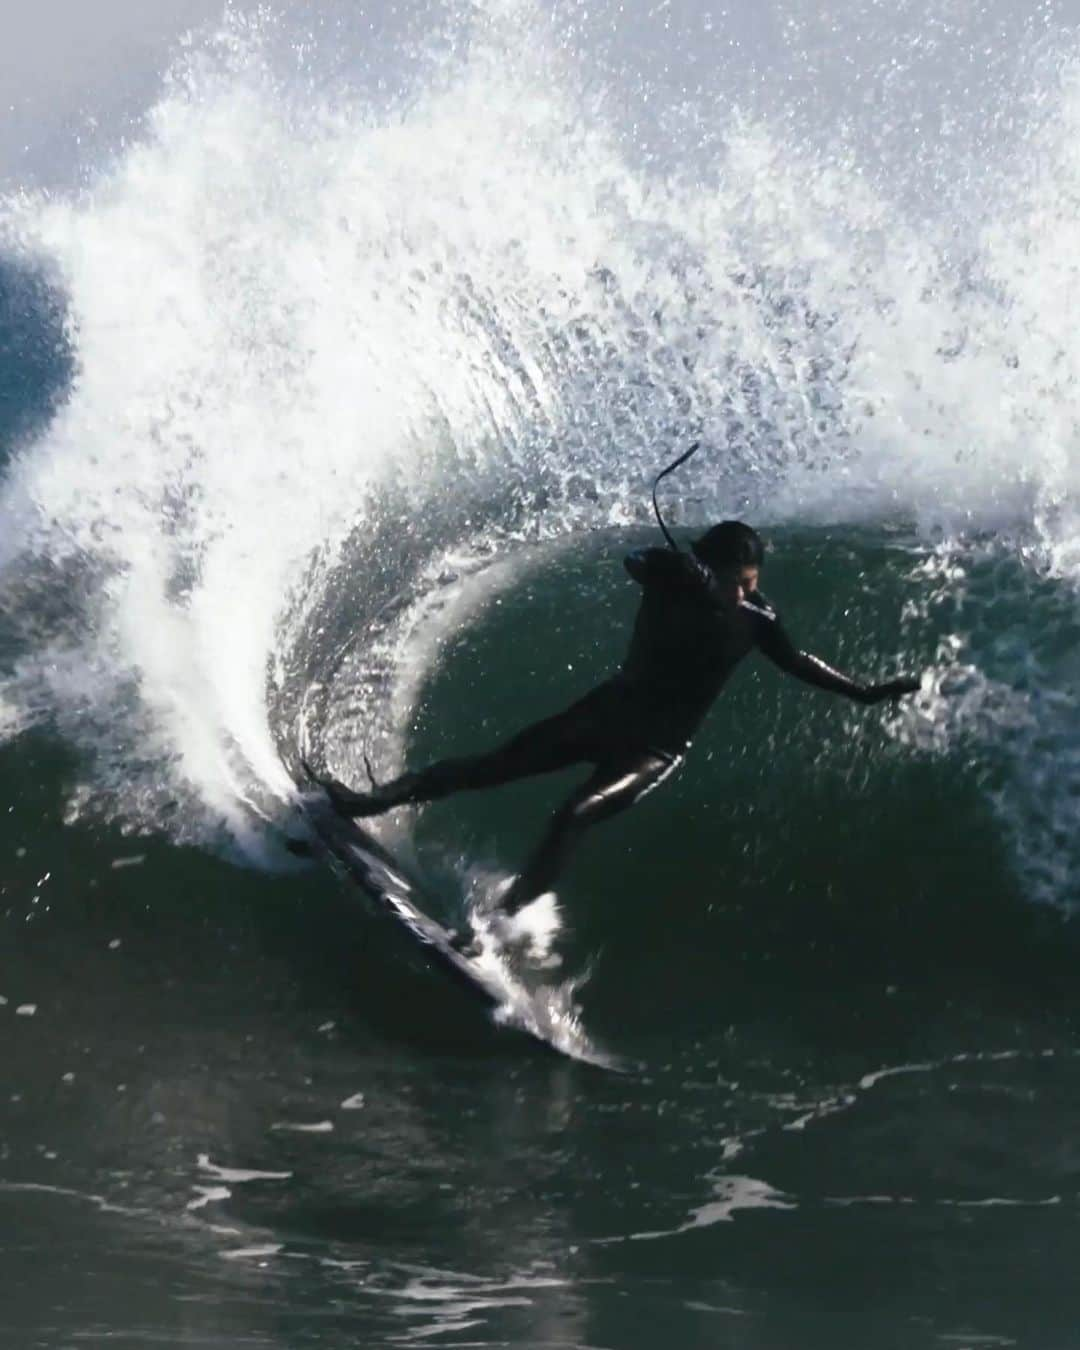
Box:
left=3, top=2, right=1080, bottom=1345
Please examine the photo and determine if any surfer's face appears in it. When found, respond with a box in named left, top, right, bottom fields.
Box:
left=717, top=565, right=759, bottom=609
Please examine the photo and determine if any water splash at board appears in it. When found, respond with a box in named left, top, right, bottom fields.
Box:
left=470, top=900, right=616, bottom=1069
left=458, top=883, right=616, bottom=1066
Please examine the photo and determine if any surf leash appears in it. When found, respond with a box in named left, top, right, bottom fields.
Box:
left=651, top=441, right=702, bottom=551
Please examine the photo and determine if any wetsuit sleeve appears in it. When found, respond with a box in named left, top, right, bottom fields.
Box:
left=751, top=606, right=871, bottom=703
left=624, top=548, right=713, bottom=592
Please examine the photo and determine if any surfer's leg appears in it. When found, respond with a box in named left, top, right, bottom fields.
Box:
left=498, top=749, right=680, bottom=914
left=319, top=692, right=617, bottom=818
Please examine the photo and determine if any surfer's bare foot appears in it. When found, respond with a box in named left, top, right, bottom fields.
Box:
left=302, top=757, right=396, bottom=818
left=337, top=770, right=425, bottom=818
left=326, top=782, right=387, bottom=818
left=319, top=776, right=376, bottom=818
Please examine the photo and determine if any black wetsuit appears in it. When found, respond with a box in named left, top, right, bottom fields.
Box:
left=320, top=547, right=876, bottom=912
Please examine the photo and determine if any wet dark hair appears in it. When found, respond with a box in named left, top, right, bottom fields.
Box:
left=691, top=521, right=765, bottom=570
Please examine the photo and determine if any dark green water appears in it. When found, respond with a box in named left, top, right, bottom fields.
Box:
left=5, top=527, right=1080, bottom=1348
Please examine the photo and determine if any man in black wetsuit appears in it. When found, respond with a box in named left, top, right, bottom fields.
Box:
left=313, top=522, right=920, bottom=915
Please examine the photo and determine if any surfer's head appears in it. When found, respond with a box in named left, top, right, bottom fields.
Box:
left=696, top=521, right=761, bottom=607
left=692, top=521, right=764, bottom=604
left=692, top=521, right=764, bottom=571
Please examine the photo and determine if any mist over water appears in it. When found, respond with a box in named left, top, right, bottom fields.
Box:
left=0, top=0, right=1079, bottom=910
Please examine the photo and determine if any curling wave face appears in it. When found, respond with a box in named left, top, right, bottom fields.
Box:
left=0, top=2, right=1078, bottom=904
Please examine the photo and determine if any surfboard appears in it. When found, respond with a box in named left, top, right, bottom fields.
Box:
left=295, top=785, right=505, bottom=1009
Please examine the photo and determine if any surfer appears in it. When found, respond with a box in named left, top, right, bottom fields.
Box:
left=308, top=520, right=921, bottom=917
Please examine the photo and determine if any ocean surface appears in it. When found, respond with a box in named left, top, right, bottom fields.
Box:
left=3, top=2, right=1080, bottom=1345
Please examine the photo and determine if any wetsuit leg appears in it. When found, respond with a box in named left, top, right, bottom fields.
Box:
left=498, top=749, right=680, bottom=914
left=316, top=689, right=619, bottom=818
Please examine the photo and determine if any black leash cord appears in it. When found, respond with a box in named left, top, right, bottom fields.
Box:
left=651, top=441, right=701, bottom=551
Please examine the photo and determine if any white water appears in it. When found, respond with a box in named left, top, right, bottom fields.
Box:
left=0, top=3, right=1079, bottom=902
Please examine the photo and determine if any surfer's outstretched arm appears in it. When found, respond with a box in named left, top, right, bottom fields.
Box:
left=751, top=605, right=919, bottom=705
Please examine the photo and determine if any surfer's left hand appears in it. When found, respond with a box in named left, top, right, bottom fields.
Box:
left=863, top=676, right=921, bottom=705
